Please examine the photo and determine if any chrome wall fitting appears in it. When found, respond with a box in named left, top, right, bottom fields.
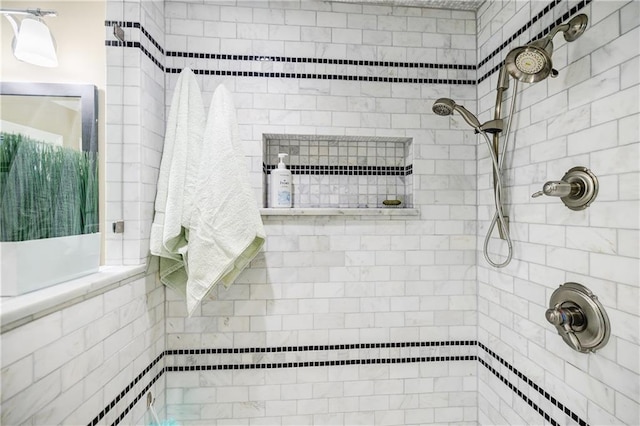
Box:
left=546, top=282, right=610, bottom=353
left=562, top=14, right=589, bottom=42
left=531, top=166, right=598, bottom=210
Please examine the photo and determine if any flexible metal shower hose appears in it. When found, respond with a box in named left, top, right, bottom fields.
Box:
left=478, top=78, right=519, bottom=268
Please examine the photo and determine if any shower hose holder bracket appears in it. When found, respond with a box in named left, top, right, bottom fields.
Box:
left=531, top=166, right=598, bottom=210
left=546, top=282, right=610, bottom=353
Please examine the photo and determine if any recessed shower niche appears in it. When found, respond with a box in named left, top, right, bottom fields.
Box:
left=263, top=134, right=413, bottom=209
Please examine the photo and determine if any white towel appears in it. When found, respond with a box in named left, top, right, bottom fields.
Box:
left=150, top=68, right=205, bottom=295
left=185, top=84, right=265, bottom=316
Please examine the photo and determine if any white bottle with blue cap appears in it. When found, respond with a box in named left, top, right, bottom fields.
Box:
left=270, top=153, right=292, bottom=208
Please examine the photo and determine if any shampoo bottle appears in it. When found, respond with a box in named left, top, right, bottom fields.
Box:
left=270, top=153, right=292, bottom=208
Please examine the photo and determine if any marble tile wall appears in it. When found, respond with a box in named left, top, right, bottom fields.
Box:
left=162, top=1, right=478, bottom=424
left=475, top=1, right=639, bottom=425
left=164, top=342, right=477, bottom=424
left=105, top=0, right=166, bottom=266
left=1, top=2, right=168, bottom=426
left=3, top=1, right=636, bottom=425
left=0, top=270, right=166, bottom=425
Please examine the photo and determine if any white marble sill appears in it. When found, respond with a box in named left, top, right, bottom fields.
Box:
left=0, top=265, right=146, bottom=333
left=260, top=208, right=420, bottom=216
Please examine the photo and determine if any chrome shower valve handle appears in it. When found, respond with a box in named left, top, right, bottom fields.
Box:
left=531, top=181, right=579, bottom=198
left=531, top=167, right=598, bottom=210
left=545, top=303, right=585, bottom=352
left=546, top=282, right=610, bottom=353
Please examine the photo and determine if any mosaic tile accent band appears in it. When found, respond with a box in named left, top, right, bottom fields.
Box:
left=263, top=164, right=411, bottom=176
left=104, top=0, right=591, bottom=85
left=166, top=51, right=476, bottom=70
left=93, top=341, right=588, bottom=426
left=263, top=134, right=413, bottom=208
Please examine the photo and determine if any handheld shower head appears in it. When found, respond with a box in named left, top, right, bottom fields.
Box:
left=432, top=98, right=455, bottom=116
left=432, top=98, right=481, bottom=130
left=505, top=13, right=588, bottom=83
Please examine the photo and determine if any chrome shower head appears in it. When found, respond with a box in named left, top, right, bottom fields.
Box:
left=432, top=98, right=481, bottom=130
left=505, top=40, right=554, bottom=83
left=432, top=98, right=455, bottom=116
left=505, top=13, right=588, bottom=83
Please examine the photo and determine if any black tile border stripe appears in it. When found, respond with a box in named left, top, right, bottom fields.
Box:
left=167, top=51, right=476, bottom=70
left=92, top=340, right=590, bottom=426
left=478, top=357, right=560, bottom=426
left=478, top=0, right=592, bottom=83
left=105, top=40, right=165, bottom=72
left=477, top=0, right=563, bottom=69
left=87, top=351, right=164, bottom=426
left=104, top=0, right=590, bottom=85
left=104, top=20, right=475, bottom=73
left=164, top=68, right=475, bottom=85
left=108, top=368, right=165, bottom=426
left=166, top=339, right=473, bottom=355
left=105, top=20, right=165, bottom=55
left=262, top=163, right=411, bottom=176
left=165, top=355, right=476, bottom=372
left=477, top=342, right=589, bottom=426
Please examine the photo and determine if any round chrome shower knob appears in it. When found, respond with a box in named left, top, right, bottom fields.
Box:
left=545, top=303, right=586, bottom=352
left=546, top=282, right=610, bottom=353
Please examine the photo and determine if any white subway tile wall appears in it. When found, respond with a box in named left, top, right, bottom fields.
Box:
left=163, top=0, right=478, bottom=424
left=105, top=0, right=166, bottom=266
left=0, top=270, right=165, bottom=425
left=476, top=1, right=639, bottom=425
left=1, top=0, right=637, bottom=425
left=1, top=2, right=168, bottom=426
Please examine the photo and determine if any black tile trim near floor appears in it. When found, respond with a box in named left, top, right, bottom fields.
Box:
left=166, top=355, right=477, bottom=371
left=166, top=339, right=473, bottom=355
left=477, top=342, right=589, bottom=426
left=86, top=351, right=164, bottom=426
left=478, top=357, right=560, bottom=426
left=107, top=368, right=165, bottom=426
left=92, top=340, right=589, bottom=426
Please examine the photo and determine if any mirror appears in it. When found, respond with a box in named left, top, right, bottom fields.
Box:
left=0, top=82, right=98, bottom=153
left=0, top=82, right=99, bottom=242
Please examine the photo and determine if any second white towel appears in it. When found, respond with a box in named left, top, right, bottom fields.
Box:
left=185, top=84, right=266, bottom=316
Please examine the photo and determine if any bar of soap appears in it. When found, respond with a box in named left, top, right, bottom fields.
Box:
left=383, top=199, right=402, bottom=206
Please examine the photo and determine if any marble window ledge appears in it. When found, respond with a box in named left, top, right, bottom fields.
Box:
left=0, top=265, right=146, bottom=333
left=260, top=208, right=420, bottom=216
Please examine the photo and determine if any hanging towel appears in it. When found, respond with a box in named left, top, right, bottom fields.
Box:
left=150, top=68, right=205, bottom=295
left=185, top=84, right=265, bottom=316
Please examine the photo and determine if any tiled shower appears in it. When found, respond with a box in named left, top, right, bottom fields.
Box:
left=0, top=0, right=638, bottom=425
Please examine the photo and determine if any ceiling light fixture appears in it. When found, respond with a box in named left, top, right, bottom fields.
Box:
left=1, top=8, right=58, bottom=67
